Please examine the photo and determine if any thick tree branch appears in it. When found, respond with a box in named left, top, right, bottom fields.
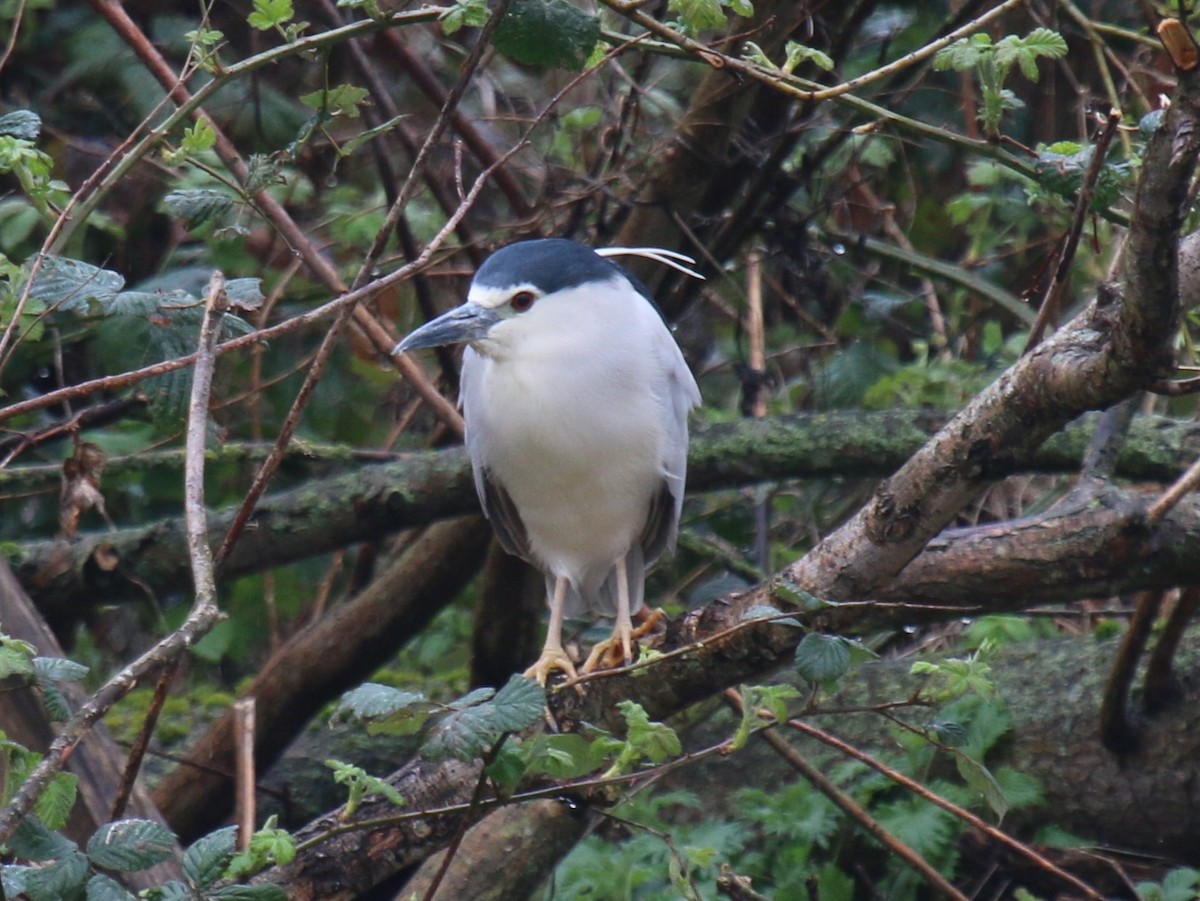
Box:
left=11, top=410, right=1200, bottom=616
left=789, top=61, right=1200, bottom=599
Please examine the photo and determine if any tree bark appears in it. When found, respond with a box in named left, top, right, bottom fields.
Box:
left=152, top=517, right=492, bottom=842
left=12, top=410, right=1200, bottom=616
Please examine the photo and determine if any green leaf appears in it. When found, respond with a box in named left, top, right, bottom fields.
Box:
left=740, top=604, right=801, bottom=628
left=0, top=110, right=42, bottom=141
left=422, top=676, right=544, bottom=761
left=210, top=886, right=289, bottom=901
left=224, top=817, right=295, bottom=881
left=326, top=760, right=404, bottom=816
left=731, top=683, right=802, bottom=750
left=9, top=815, right=78, bottom=861
left=86, top=819, right=176, bottom=871
left=183, top=825, right=237, bottom=889
left=955, top=752, right=1008, bottom=822
left=522, top=732, right=607, bottom=779
left=247, top=0, right=294, bottom=30
left=86, top=873, right=137, bottom=901
left=484, top=742, right=527, bottom=796
left=728, top=0, right=753, bottom=16
left=486, top=674, right=546, bottom=730
left=616, top=699, right=681, bottom=766
left=34, top=772, right=78, bottom=830
left=32, top=656, right=88, bottom=684
left=28, top=257, right=124, bottom=313
left=180, top=120, right=217, bottom=155
left=300, top=84, right=370, bottom=118
left=21, top=849, right=89, bottom=901
left=162, top=189, right=234, bottom=228
left=225, top=278, right=265, bottom=311
left=0, top=641, right=36, bottom=680
left=332, top=683, right=434, bottom=735
left=794, top=633, right=852, bottom=683
left=783, top=41, right=833, bottom=74
left=928, top=719, right=968, bottom=748
left=493, top=0, right=600, bottom=70
left=441, top=0, right=489, bottom=36
left=668, top=0, right=725, bottom=32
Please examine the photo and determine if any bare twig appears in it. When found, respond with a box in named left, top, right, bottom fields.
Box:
left=0, top=273, right=229, bottom=845
left=1024, top=109, right=1123, bottom=352
left=722, top=690, right=968, bottom=900
left=1146, top=451, right=1200, bottom=525
left=235, top=698, right=256, bottom=850
left=781, top=715, right=1105, bottom=900
left=212, top=0, right=515, bottom=569
left=110, top=661, right=177, bottom=821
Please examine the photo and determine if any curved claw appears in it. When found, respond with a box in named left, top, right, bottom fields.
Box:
left=523, top=647, right=578, bottom=686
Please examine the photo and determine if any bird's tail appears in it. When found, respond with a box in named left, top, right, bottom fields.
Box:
left=551, top=545, right=647, bottom=620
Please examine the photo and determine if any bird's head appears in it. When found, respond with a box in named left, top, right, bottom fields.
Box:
left=393, top=239, right=626, bottom=356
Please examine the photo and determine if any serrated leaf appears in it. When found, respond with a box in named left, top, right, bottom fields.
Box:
left=224, top=278, right=265, bottom=311
left=668, top=0, right=724, bottom=32
left=34, top=772, right=78, bottom=830
left=447, top=686, right=495, bottom=711
left=162, top=189, right=234, bottom=227
left=523, top=733, right=607, bottom=779
left=994, top=766, right=1043, bottom=810
left=9, top=815, right=78, bottom=861
left=740, top=604, right=801, bottom=627
left=151, top=881, right=194, bottom=901
left=441, top=0, right=489, bottom=36
left=332, top=683, right=433, bottom=735
left=0, top=643, right=35, bottom=679
left=485, top=742, right=527, bottom=795
left=928, top=719, right=969, bottom=747
left=494, top=0, right=599, bottom=70
left=300, top=84, right=370, bottom=117
left=247, top=0, right=293, bottom=30
left=487, top=674, right=546, bottom=731
left=423, top=676, right=544, bottom=761
left=0, top=110, right=41, bottom=141
left=22, top=849, right=89, bottom=901
left=28, top=257, right=124, bottom=313
left=86, top=873, right=137, bottom=901
left=32, top=656, right=89, bottom=684
left=183, top=825, right=237, bottom=889
left=617, top=699, right=680, bottom=764
left=783, top=41, right=833, bottom=74
left=39, top=680, right=71, bottom=721
left=955, top=752, right=1008, bottom=822
left=210, top=885, right=289, bottom=900
left=0, top=865, right=30, bottom=897
left=794, top=633, right=852, bottom=683
left=86, top=819, right=175, bottom=871
left=180, top=120, right=216, bottom=155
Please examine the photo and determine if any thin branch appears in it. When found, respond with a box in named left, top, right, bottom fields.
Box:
left=1024, top=108, right=1123, bottom=351
left=1145, top=450, right=1200, bottom=524
left=782, top=715, right=1105, bottom=901
left=0, top=273, right=229, bottom=845
left=722, top=690, right=969, bottom=901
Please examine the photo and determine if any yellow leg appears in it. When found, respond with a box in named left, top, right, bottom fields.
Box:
left=582, top=556, right=635, bottom=673
left=523, top=576, right=578, bottom=685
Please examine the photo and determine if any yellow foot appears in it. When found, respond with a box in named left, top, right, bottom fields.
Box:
left=631, top=607, right=667, bottom=640
left=580, top=637, right=629, bottom=674
left=523, top=647, right=578, bottom=686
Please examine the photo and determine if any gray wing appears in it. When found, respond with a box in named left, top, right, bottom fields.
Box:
left=460, top=347, right=533, bottom=563
left=640, top=321, right=701, bottom=564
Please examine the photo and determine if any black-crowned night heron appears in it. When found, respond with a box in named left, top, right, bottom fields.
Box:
left=394, top=238, right=701, bottom=684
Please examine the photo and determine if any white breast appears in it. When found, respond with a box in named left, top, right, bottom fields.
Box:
left=462, top=278, right=673, bottom=583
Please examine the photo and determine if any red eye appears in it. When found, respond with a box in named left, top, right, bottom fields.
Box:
left=510, top=291, right=536, bottom=312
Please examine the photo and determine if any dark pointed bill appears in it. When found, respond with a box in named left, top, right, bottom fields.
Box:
left=393, top=302, right=501, bottom=354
